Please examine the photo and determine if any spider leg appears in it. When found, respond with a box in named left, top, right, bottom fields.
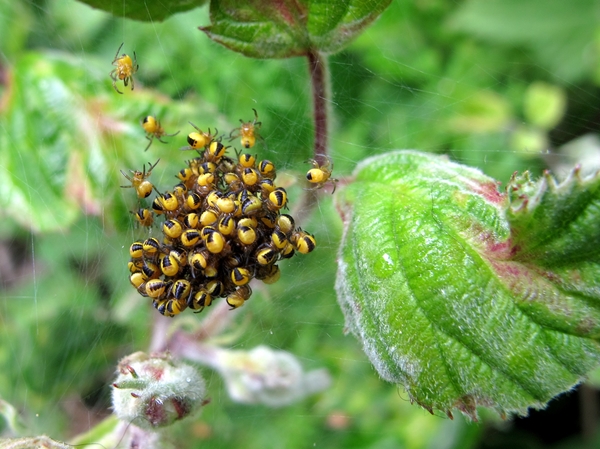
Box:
left=110, top=70, right=124, bottom=94
left=113, top=42, right=124, bottom=63
left=120, top=170, right=133, bottom=182
left=148, top=159, right=161, bottom=173
left=188, top=121, right=201, bottom=132
left=144, top=137, right=154, bottom=152
left=330, top=178, right=339, bottom=194
left=305, top=158, right=319, bottom=169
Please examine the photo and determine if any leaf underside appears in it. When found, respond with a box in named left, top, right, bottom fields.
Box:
left=76, top=0, right=207, bottom=22
left=200, top=0, right=392, bottom=58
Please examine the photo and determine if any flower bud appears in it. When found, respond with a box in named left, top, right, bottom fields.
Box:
left=112, top=352, right=207, bottom=429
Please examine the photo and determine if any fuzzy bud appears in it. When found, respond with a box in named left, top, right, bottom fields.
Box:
left=111, top=352, right=207, bottom=429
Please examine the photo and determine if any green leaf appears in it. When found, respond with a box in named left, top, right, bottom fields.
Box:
left=75, top=0, right=207, bottom=22
left=335, top=150, right=600, bottom=419
left=200, top=0, right=392, bottom=58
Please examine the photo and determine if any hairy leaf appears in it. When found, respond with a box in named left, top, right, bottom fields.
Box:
left=0, top=51, right=216, bottom=232
left=200, top=0, right=392, bottom=58
left=335, top=150, right=600, bottom=419
left=75, top=0, right=207, bottom=22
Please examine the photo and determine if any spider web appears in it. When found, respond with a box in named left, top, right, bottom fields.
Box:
left=0, top=0, right=599, bottom=448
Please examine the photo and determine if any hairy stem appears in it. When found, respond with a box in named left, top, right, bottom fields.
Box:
left=296, top=50, right=331, bottom=220
left=307, top=49, right=329, bottom=165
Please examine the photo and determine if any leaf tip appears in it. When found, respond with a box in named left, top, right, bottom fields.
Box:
left=454, top=395, right=479, bottom=422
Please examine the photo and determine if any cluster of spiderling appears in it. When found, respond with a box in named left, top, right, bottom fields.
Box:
left=124, top=111, right=316, bottom=317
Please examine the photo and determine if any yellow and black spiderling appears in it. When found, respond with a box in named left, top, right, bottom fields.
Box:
left=133, top=208, right=154, bottom=227
left=237, top=152, right=256, bottom=169
left=130, top=241, right=144, bottom=259
left=141, top=260, right=161, bottom=280
left=226, top=285, right=252, bottom=309
left=129, top=272, right=146, bottom=289
left=120, top=159, right=160, bottom=199
left=145, top=279, right=169, bottom=299
left=229, top=109, right=262, bottom=149
left=258, top=160, right=276, bottom=179
left=142, top=116, right=180, bottom=151
left=189, top=289, right=212, bottom=311
left=306, top=156, right=338, bottom=193
left=142, top=237, right=161, bottom=256
left=122, top=112, right=316, bottom=317
left=160, top=254, right=181, bottom=277
left=291, top=228, right=317, bottom=254
left=109, top=42, right=138, bottom=94
left=180, top=123, right=218, bottom=151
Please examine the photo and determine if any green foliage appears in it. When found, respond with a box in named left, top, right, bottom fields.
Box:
left=335, top=151, right=600, bottom=419
left=449, top=0, right=600, bottom=83
left=0, top=52, right=111, bottom=232
left=523, top=82, right=566, bottom=130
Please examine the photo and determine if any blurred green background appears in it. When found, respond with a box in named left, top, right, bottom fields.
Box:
left=1, top=0, right=600, bottom=447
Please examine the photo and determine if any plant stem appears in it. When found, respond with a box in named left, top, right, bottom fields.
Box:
left=307, top=49, right=329, bottom=165
left=296, top=49, right=331, bottom=218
